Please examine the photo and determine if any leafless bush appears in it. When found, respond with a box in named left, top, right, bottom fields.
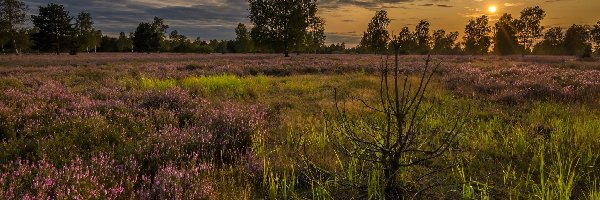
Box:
left=330, top=41, right=466, bottom=198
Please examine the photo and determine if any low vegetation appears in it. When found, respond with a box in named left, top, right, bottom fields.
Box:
left=0, top=54, right=599, bottom=199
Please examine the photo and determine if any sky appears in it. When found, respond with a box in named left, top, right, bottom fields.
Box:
left=23, top=0, right=600, bottom=46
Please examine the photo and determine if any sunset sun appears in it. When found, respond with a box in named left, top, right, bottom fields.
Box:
left=488, top=6, right=497, bottom=13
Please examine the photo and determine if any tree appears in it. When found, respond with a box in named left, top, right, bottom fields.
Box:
left=329, top=42, right=464, bottom=198
left=432, top=29, right=459, bottom=55
left=591, top=20, right=600, bottom=54
left=133, top=17, right=169, bottom=52
left=533, top=27, right=564, bottom=55
left=31, top=3, right=74, bottom=55
left=0, top=0, right=29, bottom=54
left=463, top=15, right=492, bottom=55
left=395, top=27, right=416, bottom=54
left=116, top=32, right=133, bottom=52
left=414, top=20, right=431, bottom=54
left=304, top=17, right=325, bottom=54
left=563, top=24, right=591, bottom=56
left=75, top=12, right=102, bottom=53
left=516, top=6, right=546, bottom=54
left=359, top=10, right=390, bottom=54
left=248, top=0, right=324, bottom=57
left=494, top=13, right=521, bottom=55
left=234, top=23, right=253, bottom=53
left=0, top=31, right=9, bottom=52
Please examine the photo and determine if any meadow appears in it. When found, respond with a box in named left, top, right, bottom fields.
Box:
left=0, top=53, right=599, bottom=199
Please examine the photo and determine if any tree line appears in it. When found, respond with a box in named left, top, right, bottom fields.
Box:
left=1, top=0, right=599, bottom=56
left=358, top=8, right=600, bottom=57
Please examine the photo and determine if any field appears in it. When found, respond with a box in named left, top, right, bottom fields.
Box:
left=0, top=53, right=600, bottom=199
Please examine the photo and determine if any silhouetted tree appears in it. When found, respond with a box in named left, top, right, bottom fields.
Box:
left=75, top=12, right=102, bottom=53
left=432, top=29, right=459, bottom=55
left=304, top=17, right=325, bottom=53
left=414, top=20, right=431, bottom=54
left=591, top=20, right=600, bottom=54
left=516, top=6, right=545, bottom=54
left=234, top=23, right=253, bottom=53
left=133, top=17, right=168, bottom=52
left=116, top=32, right=133, bottom=52
left=0, top=0, right=28, bottom=54
left=359, top=10, right=390, bottom=54
left=533, top=27, right=564, bottom=55
left=248, top=0, right=324, bottom=57
left=31, top=3, right=74, bottom=55
left=563, top=24, right=591, bottom=56
left=463, top=15, right=492, bottom=55
left=396, top=27, right=416, bottom=54
left=0, top=31, right=9, bottom=51
left=494, top=13, right=521, bottom=55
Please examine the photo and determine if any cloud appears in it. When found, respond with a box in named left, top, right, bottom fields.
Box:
left=325, top=32, right=362, bottom=46
left=24, top=0, right=250, bottom=40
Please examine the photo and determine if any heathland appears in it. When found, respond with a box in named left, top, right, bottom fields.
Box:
left=0, top=53, right=599, bottom=199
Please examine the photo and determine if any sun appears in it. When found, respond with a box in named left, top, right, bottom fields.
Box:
left=488, top=6, right=497, bottom=13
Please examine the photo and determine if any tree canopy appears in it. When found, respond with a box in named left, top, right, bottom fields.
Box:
left=248, top=0, right=324, bottom=57
left=133, top=17, right=169, bottom=52
left=464, top=15, right=492, bottom=55
left=494, top=13, right=521, bottom=55
left=359, top=10, right=390, bottom=54
left=0, top=0, right=29, bottom=54
left=31, top=3, right=74, bottom=55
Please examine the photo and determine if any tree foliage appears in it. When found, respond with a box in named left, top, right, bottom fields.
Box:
left=0, top=0, right=28, bottom=54
left=359, top=10, right=390, bottom=54
left=516, top=6, right=546, bottom=54
left=248, top=0, right=324, bottom=57
left=116, top=32, right=133, bottom=52
left=563, top=24, right=591, bottom=56
left=75, top=12, right=102, bottom=53
left=395, top=27, right=416, bottom=55
left=494, top=13, right=521, bottom=55
left=414, top=20, right=431, bottom=54
left=533, top=27, right=564, bottom=55
left=234, top=23, right=253, bottom=53
left=591, top=20, right=600, bottom=53
left=133, top=17, right=169, bottom=52
left=463, top=15, right=492, bottom=55
left=431, top=29, right=459, bottom=55
left=31, top=3, right=74, bottom=55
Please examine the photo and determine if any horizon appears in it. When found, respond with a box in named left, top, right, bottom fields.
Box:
left=21, top=0, right=600, bottom=47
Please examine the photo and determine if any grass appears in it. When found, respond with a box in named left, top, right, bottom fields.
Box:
left=1, top=54, right=599, bottom=199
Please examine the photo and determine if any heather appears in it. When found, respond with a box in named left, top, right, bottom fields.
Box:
left=0, top=54, right=599, bottom=199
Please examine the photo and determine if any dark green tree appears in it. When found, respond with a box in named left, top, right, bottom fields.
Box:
left=359, top=10, right=390, bottom=54
left=414, top=20, right=431, bottom=54
left=532, top=27, right=564, bottom=55
left=0, top=31, right=8, bottom=51
left=463, top=15, right=492, bottom=55
left=494, top=13, right=521, bottom=55
left=0, top=0, right=28, bottom=54
left=75, top=12, right=102, bottom=53
left=248, top=0, right=324, bottom=57
left=516, top=6, right=546, bottom=54
left=234, top=23, right=253, bottom=53
left=133, top=17, right=169, bottom=52
left=304, top=17, right=325, bottom=54
left=31, top=3, right=74, bottom=55
left=563, top=24, right=591, bottom=56
left=431, top=29, right=459, bottom=55
left=116, top=32, right=133, bottom=52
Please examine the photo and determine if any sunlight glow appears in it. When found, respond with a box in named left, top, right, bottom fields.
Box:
left=488, top=6, right=497, bottom=13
